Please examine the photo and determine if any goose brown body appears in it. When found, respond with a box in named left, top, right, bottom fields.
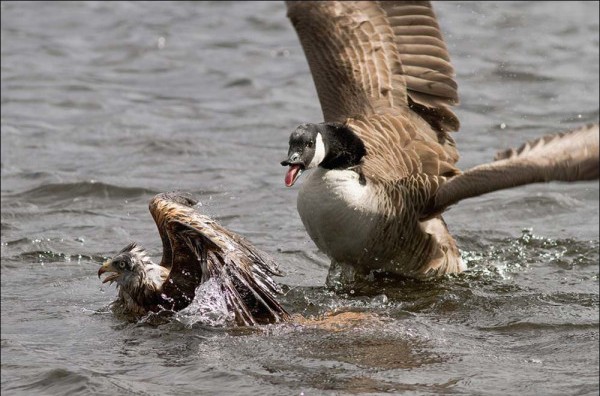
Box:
left=283, top=1, right=599, bottom=282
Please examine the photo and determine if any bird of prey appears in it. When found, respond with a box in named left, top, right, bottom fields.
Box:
left=280, top=1, right=599, bottom=284
left=98, top=192, right=289, bottom=326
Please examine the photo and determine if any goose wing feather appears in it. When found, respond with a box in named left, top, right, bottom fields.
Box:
left=378, top=1, right=459, bottom=133
left=287, top=1, right=459, bottom=134
left=423, top=123, right=600, bottom=218
left=286, top=1, right=407, bottom=123
left=287, top=1, right=461, bottom=182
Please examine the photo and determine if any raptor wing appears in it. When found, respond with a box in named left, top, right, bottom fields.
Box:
left=149, top=192, right=289, bottom=325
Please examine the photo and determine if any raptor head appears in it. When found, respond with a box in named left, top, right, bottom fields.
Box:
left=98, top=242, right=155, bottom=293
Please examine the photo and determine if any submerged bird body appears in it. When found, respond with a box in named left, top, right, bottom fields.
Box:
left=281, top=1, right=599, bottom=282
left=99, top=193, right=289, bottom=325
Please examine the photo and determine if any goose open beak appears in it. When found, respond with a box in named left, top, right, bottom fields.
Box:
left=281, top=155, right=304, bottom=187
left=284, top=164, right=303, bottom=187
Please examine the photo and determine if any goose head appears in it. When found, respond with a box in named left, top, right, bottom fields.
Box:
left=281, top=123, right=327, bottom=186
left=281, top=122, right=366, bottom=186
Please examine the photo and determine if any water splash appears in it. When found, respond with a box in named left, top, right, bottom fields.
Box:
left=174, top=278, right=235, bottom=328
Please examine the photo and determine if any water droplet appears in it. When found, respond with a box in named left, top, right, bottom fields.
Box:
left=157, top=36, right=166, bottom=49
left=500, top=123, right=507, bottom=129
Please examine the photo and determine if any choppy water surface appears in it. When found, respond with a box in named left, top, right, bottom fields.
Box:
left=1, top=1, right=598, bottom=395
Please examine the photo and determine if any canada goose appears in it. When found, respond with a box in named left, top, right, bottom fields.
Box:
left=98, top=192, right=289, bottom=326
left=280, top=1, right=599, bottom=283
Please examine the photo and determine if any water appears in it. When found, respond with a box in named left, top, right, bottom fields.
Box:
left=1, top=1, right=598, bottom=395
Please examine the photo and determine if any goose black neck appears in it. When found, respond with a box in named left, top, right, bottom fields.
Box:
left=319, top=123, right=366, bottom=170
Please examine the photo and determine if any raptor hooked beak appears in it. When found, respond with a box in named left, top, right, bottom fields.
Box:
left=281, top=154, right=304, bottom=187
left=98, top=260, right=119, bottom=284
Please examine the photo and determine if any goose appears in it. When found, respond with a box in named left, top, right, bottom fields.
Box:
left=98, top=192, right=289, bottom=326
left=280, top=1, right=599, bottom=284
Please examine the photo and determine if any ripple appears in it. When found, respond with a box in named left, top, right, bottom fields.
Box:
left=478, top=321, right=599, bottom=333
left=301, top=333, right=445, bottom=370
left=7, top=181, right=159, bottom=204
left=4, top=367, right=90, bottom=395
left=493, top=66, right=555, bottom=82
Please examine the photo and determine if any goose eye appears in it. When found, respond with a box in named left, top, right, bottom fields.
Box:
left=306, top=141, right=314, bottom=148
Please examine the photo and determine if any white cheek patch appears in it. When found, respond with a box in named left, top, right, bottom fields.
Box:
left=308, top=132, right=326, bottom=168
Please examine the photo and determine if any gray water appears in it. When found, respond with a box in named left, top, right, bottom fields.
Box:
left=1, top=1, right=599, bottom=395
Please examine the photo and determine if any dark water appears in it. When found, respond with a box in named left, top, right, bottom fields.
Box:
left=1, top=1, right=598, bottom=395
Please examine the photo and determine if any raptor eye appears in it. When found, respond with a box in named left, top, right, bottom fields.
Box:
left=117, top=261, right=127, bottom=270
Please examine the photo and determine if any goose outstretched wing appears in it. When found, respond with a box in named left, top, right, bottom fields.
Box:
left=422, top=124, right=600, bottom=218
left=286, top=1, right=458, bottom=132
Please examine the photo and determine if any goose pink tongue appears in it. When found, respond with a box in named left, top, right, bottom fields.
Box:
left=285, top=165, right=302, bottom=187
